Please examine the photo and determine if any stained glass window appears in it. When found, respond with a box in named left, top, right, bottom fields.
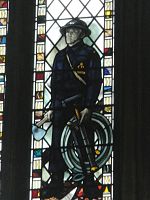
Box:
left=0, top=0, right=8, bottom=195
left=31, top=0, right=114, bottom=199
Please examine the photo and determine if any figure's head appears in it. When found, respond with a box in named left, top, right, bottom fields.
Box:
left=60, top=18, right=91, bottom=46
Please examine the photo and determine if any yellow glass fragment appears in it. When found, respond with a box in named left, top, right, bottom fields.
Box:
left=95, top=149, right=100, bottom=155
left=104, top=106, right=112, bottom=113
left=105, top=10, right=112, bottom=17
left=104, top=186, right=109, bottom=193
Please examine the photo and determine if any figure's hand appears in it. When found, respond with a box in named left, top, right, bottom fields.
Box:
left=80, top=108, right=91, bottom=124
left=44, top=110, right=53, bottom=121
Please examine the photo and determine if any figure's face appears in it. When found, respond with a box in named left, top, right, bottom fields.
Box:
left=65, top=28, right=83, bottom=46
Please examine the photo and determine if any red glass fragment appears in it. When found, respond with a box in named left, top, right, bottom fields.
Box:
left=77, top=187, right=84, bottom=197
left=32, top=189, right=40, bottom=198
left=0, top=1, right=7, bottom=8
left=36, top=72, right=44, bottom=80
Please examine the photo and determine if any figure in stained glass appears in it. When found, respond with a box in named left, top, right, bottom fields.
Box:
left=40, top=18, right=104, bottom=199
left=31, top=0, right=115, bottom=199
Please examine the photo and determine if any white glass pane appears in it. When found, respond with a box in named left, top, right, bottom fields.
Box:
left=105, top=1, right=112, bottom=10
left=37, top=25, right=45, bottom=35
left=46, top=48, right=58, bottom=66
left=45, top=62, right=51, bottom=71
left=46, top=23, right=61, bottom=44
left=44, top=88, right=51, bottom=106
left=95, top=35, right=104, bottom=52
left=42, top=168, right=50, bottom=182
left=46, top=20, right=54, bottom=32
left=47, top=0, right=64, bottom=19
left=80, top=0, right=90, bottom=5
left=83, top=37, right=93, bottom=46
left=105, top=38, right=112, bottom=48
left=57, top=19, right=70, bottom=27
left=45, top=37, right=53, bottom=56
left=56, top=37, right=67, bottom=51
left=0, top=64, right=5, bottom=73
left=38, top=6, right=46, bottom=16
left=37, top=44, right=44, bottom=53
left=98, top=7, right=104, bottom=17
left=105, top=19, right=112, bottom=29
left=46, top=11, right=53, bottom=20
left=67, top=0, right=84, bottom=17
left=86, top=0, right=103, bottom=15
left=0, top=141, right=2, bottom=151
left=43, top=140, right=49, bottom=148
left=60, top=0, right=72, bottom=7
left=33, top=180, right=41, bottom=189
left=59, top=10, right=72, bottom=19
left=78, top=8, right=92, bottom=17
left=36, top=62, right=44, bottom=71
left=44, top=126, right=52, bottom=145
left=46, top=0, right=53, bottom=6
left=89, top=20, right=103, bottom=41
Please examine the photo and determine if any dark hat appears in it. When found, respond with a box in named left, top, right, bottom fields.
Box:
left=60, top=18, right=91, bottom=37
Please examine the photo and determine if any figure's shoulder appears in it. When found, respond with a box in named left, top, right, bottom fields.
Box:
left=55, top=47, right=66, bottom=57
left=84, top=43, right=96, bottom=53
left=83, top=43, right=99, bottom=56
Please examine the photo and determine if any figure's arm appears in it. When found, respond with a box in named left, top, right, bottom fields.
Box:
left=50, top=54, right=63, bottom=110
left=84, top=50, right=102, bottom=108
left=80, top=50, right=102, bottom=124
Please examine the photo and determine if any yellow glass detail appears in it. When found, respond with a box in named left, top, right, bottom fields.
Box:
left=95, top=149, right=100, bottom=155
left=104, top=106, right=112, bottom=113
left=91, top=166, right=98, bottom=172
left=37, top=53, right=44, bottom=61
left=105, top=10, right=112, bottom=17
left=104, top=186, right=109, bottom=193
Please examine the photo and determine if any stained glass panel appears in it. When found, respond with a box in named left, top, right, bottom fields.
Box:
left=31, top=0, right=115, bottom=199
